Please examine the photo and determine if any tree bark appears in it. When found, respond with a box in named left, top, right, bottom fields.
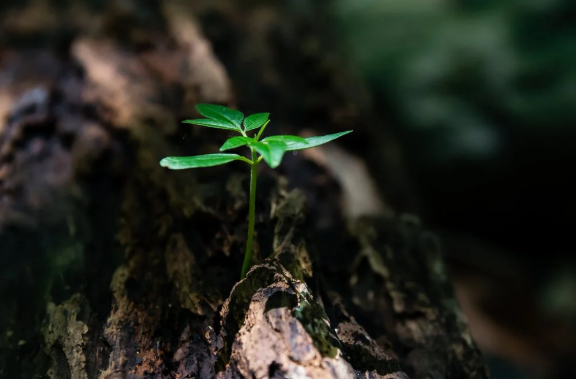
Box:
left=0, top=1, right=489, bottom=378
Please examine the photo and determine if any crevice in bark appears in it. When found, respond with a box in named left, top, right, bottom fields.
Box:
left=0, top=1, right=489, bottom=378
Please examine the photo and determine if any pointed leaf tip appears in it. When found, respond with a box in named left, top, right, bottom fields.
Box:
left=284, top=130, right=352, bottom=151
left=195, top=104, right=244, bottom=131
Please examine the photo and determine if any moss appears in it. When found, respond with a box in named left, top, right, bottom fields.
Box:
left=264, top=290, right=299, bottom=314
left=340, top=342, right=401, bottom=375
left=291, top=296, right=340, bottom=359
left=277, top=250, right=307, bottom=283
left=217, top=258, right=340, bottom=370
left=269, top=258, right=339, bottom=360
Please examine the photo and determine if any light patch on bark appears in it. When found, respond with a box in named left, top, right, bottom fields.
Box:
left=42, top=293, right=89, bottom=379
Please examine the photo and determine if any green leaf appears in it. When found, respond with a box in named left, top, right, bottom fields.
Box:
left=243, top=113, right=270, bottom=132
left=261, top=135, right=309, bottom=145
left=220, top=136, right=254, bottom=151
left=252, top=141, right=287, bottom=168
left=183, top=118, right=239, bottom=131
left=196, top=104, right=244, bottom=131
left=160, top=154, right=244, bottom=170
left=284, top=130, right=353, bottom=151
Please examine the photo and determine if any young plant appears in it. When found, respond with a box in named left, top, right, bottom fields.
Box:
left=160, top=104, right=352, bottom=278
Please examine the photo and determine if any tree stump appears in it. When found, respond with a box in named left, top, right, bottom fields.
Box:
left=0, top=1, right=490, bottom=378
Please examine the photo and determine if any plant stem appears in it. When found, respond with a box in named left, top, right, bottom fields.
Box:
left=241, top=149, right=258, bottom=278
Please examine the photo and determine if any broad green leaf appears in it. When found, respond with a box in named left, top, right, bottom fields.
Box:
left=284, top=130, right=353, bottom=151
left=220, top=136, right=254, bottom=151
left=252, top=141, right=287, bottom=168
left=261, top=135, right=309, bottom=145
left=243, top=113, right=270, bottom=132
left=160, top=154, right=243, bottom=170
left=183, top=118, right=239, bottom=131
left=196, top=104, right=244, bottom=131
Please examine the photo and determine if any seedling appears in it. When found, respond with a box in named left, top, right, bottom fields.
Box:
left=160, top=104, right=352, bottom=278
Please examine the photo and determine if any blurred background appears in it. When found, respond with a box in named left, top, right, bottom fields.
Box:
left=326, top=1, right=576, bottom=378
left=0, top=0, right=574, bottom=378
left=326, top=1, right=575, bottom=378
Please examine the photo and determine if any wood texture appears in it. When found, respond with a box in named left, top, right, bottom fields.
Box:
left=0, top=1, right=489, bottom=378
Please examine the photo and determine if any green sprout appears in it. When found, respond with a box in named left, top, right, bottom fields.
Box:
left=160, top=104, right=352, bottom=278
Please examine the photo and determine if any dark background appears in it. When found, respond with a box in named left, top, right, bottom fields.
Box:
left=0, top=0, right=574, bottom=378
left=323, top=1, right=575, bottom=378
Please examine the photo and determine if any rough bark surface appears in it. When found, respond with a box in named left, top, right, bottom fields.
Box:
left=0, top=1, right=489, bottom=379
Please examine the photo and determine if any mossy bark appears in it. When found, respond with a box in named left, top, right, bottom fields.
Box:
left=0, top=1, right=489, bottom=378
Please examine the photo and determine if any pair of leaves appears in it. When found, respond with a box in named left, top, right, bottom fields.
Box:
left=219, top=135, right=308, bottom=168
left=160, top=130, right=352, bottom=170
left=183, top=104, right=269, bottom=133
